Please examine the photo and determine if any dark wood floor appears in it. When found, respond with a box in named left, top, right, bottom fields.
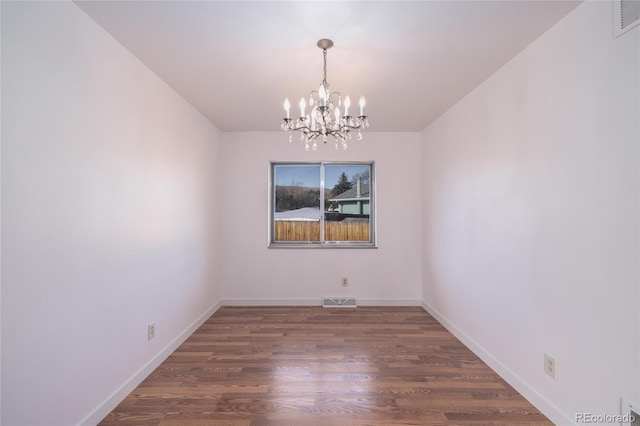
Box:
left=100, top=306, right=551, bottom=425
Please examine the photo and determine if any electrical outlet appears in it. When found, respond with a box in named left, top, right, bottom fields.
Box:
left=342, top=277, right=349, bottom=287
left=544, top=353, right=557, bottom=380
left=148, top=322, right=156, bottom=341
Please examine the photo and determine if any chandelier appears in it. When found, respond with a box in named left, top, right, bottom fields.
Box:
left=281, top=39, right=369, bottom=151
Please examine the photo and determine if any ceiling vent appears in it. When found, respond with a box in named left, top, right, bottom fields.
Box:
left=614, top=0, right=640, bottom=37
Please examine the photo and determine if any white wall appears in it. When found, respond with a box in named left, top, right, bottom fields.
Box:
left=221, top=132, right=422, bottom=305
left=1, top=2, right=223, bottom=425
left=421, top=1, right=639, bottom=424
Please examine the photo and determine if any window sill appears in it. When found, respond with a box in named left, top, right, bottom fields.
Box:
left=269, top=242, right=377, bottom=249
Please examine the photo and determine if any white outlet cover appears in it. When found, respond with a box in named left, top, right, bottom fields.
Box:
left=544, top=353, right=557, bottom=380
left=148, top=322, right=156, bottom=341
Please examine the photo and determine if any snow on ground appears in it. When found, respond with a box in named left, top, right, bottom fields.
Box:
left=274, top=207, right=321, bottom=221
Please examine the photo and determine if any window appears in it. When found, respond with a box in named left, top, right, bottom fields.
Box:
left=270, top=162, right=375, bottom=247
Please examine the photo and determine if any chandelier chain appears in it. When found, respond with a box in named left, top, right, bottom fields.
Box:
left=323, top=49, right=328, bottom=85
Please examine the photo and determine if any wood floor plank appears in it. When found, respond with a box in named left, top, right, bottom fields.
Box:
left=99, top=307, right=551, bottom=425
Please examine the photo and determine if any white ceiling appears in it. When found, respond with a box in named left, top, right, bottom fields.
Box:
left=75, top=1, right=581, bottom=132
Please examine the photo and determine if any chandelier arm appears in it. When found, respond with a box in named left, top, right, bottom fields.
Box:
left=282, top=119, right=315, bottom=133
left=332, top=131, right=346, bottom=142
left=290, top=123, right=314, bottom=133
left=307, top=132, right=320, bottom=144
left=344, top=124, right=363, bottom=130
left=339, top=119, right=367, bottom=131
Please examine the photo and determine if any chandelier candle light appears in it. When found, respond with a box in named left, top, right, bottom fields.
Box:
left=281, top=39, right=369, bottom=151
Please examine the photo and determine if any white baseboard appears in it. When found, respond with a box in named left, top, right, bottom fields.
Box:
left=222, top=298, right=422, bottom=307
left=80, top=300, right=222, bottom=426
left=357, top=298, right=422, bottom=306
left=222, top=298, right=319, bottom=306
left=421, top=301, right=573, bottom=426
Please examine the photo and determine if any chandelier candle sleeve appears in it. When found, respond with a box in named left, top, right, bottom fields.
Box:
left=299, top=98, right=306, bottom=117
left=280, top=38, right=369, bottom=151
left=319, top=85, right=327, bottom=108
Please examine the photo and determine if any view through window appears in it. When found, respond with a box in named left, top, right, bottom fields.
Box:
left=271, top=162, right=375, bottom=246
